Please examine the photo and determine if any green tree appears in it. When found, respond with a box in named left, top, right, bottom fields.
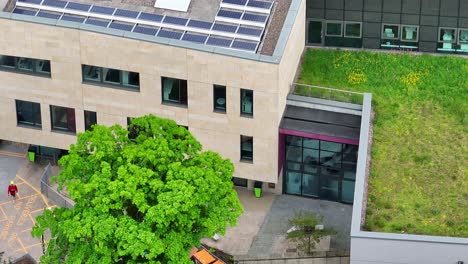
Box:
left=286, top=211, right=336, bottom=255
left=32, top=115, right=243, bottom=264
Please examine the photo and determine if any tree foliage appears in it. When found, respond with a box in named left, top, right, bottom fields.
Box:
left=32, top=115, right=243, bottom=264
left=287, top=211, right=336, bottom=255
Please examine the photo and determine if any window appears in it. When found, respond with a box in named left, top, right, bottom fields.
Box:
left=439, top=28, right=456, bottom=43
left=232, top=177, right=248, bottom=187
left=240, top=135, right=253, bottom=161
left=325, top=22, right=343, bottom=37
left=458, top=29, right=468, bottom=52
left=344, top=22, right=361, bottom=38
left=382, top=24, right=400, bottom=39
left=401, top=25, right=419, bottom=42
left=0, top=55, right=50, bottom=76
left=84, top=110, right=97, bottom=131
left=50, top=105, right=76, bottom=134
left=213, top=85, right=226, bottom=112
left=15, top=100, right=42, bottom=128
left=82, top=65, right=139, bottom=90
left=161, top=77, right=188, bottom=105
left=240, top=89, right=253, bottom=116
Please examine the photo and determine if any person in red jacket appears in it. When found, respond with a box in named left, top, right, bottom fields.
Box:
left=7, top=181, right=18, bottom=200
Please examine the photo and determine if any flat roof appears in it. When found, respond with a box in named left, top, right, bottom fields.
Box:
left=1, top=0, right=295, bottom=57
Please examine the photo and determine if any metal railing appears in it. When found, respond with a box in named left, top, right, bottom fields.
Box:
left=40, top=163, right=74, bottom=209
left=291, top=83, right=364, bottom=105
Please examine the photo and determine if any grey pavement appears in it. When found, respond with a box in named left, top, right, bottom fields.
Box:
left=247, top=195, right=352, bottom=257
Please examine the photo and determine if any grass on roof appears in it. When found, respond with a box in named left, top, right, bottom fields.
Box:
left=297, top=49, right=467, bottom=237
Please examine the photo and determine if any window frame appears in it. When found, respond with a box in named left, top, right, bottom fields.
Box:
left=344, top=21, right=362, bottom=38
left=161, top=76, right=188, bottom=106
left=0, top=55, right=51, bottom=77
left=50, top=105, right=76, bottom=134
left=306, top=19, right=324, bottom=45
left=240, top=89, right=253, bottom=116
left=232, top=177, right=248, bottom=187
left=213, top=84, right=227, bottom=113
left=15, top=100, right=42, bottom=129
left=325, top=21, right=343, bottom=37
left=400, top=25, right=419, bottom=42
left=81, top=65, right=140, bottom=91
left=84, top=110, right=97, bottom=131
left=381, top=24, right=400, bottom=40
left=457, top=28, right=468, bottom=45
left=240, top=135, right=253, bottom=162
left=438, top=27, right=457, bottom=43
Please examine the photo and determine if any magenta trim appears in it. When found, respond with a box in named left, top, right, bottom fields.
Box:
left=279, top=128, right=359, bottom=145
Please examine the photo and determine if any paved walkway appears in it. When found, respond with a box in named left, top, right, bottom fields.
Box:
left=247, top=195, right=352, bottom=257
left=0, top=143, right=55, bottom=261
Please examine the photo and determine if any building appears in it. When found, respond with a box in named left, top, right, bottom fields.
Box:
left=306, top=0, right=468, bottom=54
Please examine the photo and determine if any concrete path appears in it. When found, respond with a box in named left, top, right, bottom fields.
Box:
left=201, top=188, right=276, bottom=255
left=0, top=143, right=55, bottom=262
left=247, top=195, right=352, bottom=257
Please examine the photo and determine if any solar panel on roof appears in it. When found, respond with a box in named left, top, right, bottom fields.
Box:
left=223, top=0, right=248, bottom=5
left=206, top=36, right=233, bottom=47
left=133, top=25, right=159, bottom=35
left=163, top=16, right=188, bottom=26
left=217, top=9, right=243, bottom=19
left=138, top=12, right=163, bottom=22
left=212, top=23, right=238, bottom=33
left=42, top=0, right=68, bottom=8
left=242, top=13, right=267, bottom=23
left=114, top=9, right=139, bottom=19
left=12, top=8, right=37, bottom=15
left=237, top=26, right=263, bottom=37
left=247, top=0, right=273, bottom=9
left=85, top=18, right=110, bottom=27
left=187, top=20, right=212, bottom=30
left=182, top=33, right=208, bottom=44
left=61, top=15, right=86, bottom=23
left=231, top=39, right=257, bottom=51
left=17, top=0, right=42, bottom=4
left=36, top=11, right=61, bottom=19
left=109, top=22, right=134, bottom=31
left=90, top=6, right=115, bottom=15
left=158, top=29, right=183, bottom=40
left=65, top=2, right=91, bottom=11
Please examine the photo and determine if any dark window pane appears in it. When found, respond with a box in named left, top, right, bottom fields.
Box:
left=382, top=24, right=399, bottom=39
left=82, top=65, right=101, bottom=82
left=326, top=22, right=342, bottom=36
left=240, top=89, right=253, bottom=115
left=303, top=138, right=319, bottom=149
left=17, top=58, right=34, bottom=72
left=16, top=100, right=42, bottom=128
left=213, top=85, right=226, bottom=112
left=345, top=23, right=361, bottom=38
left=103, top=68, right=121, bottom=85
left=320, top=141, right=342, bottom=152
left=84, top=110, right=97, bottom=131
left=50, top=105, right=76, bottom=133
left=241, top=135, right=253, bottom=160
left=285, top=171, right=301, bottom=195
left=232, top=177, right=248, bottom=187
left=36, top=60, right=51, bottom=74
left=286, top=135, right=302, bottom=147
left=161, top=77, right=188, bottom=105
left=401, top=26, right=418, bottom=42
left=122, top=71, right=140, bottom=88
left=303, top=148, right=319, bottom=165
left=320, top=150, right=342, bottom=168
left=0, top=55, right=16, bottom=68
left=286, top=145, right=302, bottom=162
left=302, top=173, right=319, bottom=197
left=287, top=161, right=301, bottom=171
left=319, top=176, right=339, bottom=201
left=341, top=180, right=355, bottom=203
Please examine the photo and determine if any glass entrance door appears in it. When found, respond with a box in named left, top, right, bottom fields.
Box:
left=307, top=20, right=323, bottom=44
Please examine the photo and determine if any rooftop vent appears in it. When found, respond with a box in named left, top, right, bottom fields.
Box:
left=154, top=0, right=191, bottom=12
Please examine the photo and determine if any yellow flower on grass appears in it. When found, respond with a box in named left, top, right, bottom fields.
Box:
left=401, top=71, right=423, bottom=86
left=347, top=69, right=367, bottom=85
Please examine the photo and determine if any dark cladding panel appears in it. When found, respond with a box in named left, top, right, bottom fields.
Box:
left=419, top=41, right=437, bottom=52
left=326, top=0, right=344, bottom=9
left=308, top=0, right=325, bottom=9
left=439, top=16, right=458, bottom=27
left=419, top=25, right=438, bottom=41
left=364, top=0, right=382, bottom=12
left=307, top=8, right=325, bottom=19
left=440, top=0, right=459, bottom=17
left=420, top=15, right=439, bottom=26
left=363, top=37, right=381, bottom=48
left=363, top=22, right=381, bottom=38
left=402, top=0, right=420, bottom=14
left=382, top=13, right=400, bottom=24
left=345, top=10, right=362, bottom=21
left=421, top=0, right=439, bottom=15
left=461, top=0, right=468, bottom=17
left=326, top=9, right=343, bottom=20
left=363, top=11, right=381, bottom=22
left=401, top=14, right=419, bottom=24
left=460, top=17, right=468, bottom=27
left=383, top=0, right=401, bottom=13
left=345, top=0, right=363, bottom=11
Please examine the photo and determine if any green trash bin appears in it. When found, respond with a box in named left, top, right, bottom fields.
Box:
left=254, top=181, right=262, bottom=198
left=28, top=151, right=35, bottom=162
